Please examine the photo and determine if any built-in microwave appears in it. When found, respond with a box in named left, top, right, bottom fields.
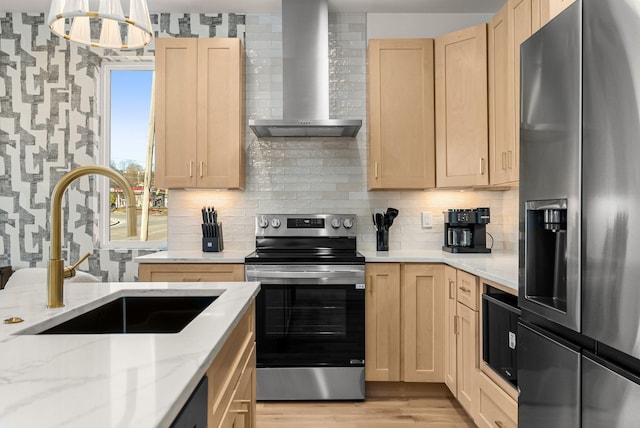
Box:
left=482, top=287, right=520, bottom=388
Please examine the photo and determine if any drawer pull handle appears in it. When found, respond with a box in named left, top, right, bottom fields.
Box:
left=228, top=409, right=249, bottom=414
left=459, top=286, right=471, bottom=293
left=449, top=280, right=456, bottom=299
left=495, top=421, right=505, bottom=428
left=189, top=161, right=193, bottom=177
left=200, top=161, right=204, bottom=178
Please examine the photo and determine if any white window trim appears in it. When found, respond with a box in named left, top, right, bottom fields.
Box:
left=99, top=59, right=166, bottom=250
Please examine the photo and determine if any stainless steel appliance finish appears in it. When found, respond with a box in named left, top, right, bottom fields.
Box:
left=518, top=1, right=581, bottom=332
left=518, top=321, right=580, bottom=428
left=582, top=354, right=640, bottom=427
left=581, top=0, right=640, bottom=360
left=518, top=1, right=640, bottom=426
left=245, top=214, right=365, bottom=401
left=257, top=367, right=365, bottom=401
left=248, top=0, right=362, bottom=138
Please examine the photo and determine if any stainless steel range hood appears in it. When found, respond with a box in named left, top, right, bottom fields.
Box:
left=249, top=0, right=362, bottom=138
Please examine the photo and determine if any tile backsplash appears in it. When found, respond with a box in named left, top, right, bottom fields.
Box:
left=0, top=11, right=518, bottom=282
left=167, top=13, right=519, bottom=254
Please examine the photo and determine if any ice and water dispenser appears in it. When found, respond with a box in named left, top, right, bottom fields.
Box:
left=524, top=199, right=568, bottom=313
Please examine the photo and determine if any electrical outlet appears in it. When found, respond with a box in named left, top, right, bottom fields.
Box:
left=421, top=211, right=432, bottom=228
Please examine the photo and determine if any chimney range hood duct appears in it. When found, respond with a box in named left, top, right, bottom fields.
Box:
left=249, top=0, right=362, bottom=138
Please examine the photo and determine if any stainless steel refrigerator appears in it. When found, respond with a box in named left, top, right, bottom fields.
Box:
left=518, top=0, right=640, bottom=426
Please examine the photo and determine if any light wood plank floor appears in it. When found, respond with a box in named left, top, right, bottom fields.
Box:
left=256, top=397, right=475, bottom=428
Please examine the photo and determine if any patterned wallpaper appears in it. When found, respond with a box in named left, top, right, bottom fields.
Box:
left=0, top=12, right=246, bottom=280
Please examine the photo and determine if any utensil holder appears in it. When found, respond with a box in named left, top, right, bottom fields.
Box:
left=376, top=230, right=389, bottom=251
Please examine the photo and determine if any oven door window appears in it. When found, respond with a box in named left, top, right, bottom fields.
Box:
left=256, top=284, right=365, bottom=367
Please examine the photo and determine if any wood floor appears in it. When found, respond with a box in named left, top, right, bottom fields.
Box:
left=256, top=397, right=475, bottom=428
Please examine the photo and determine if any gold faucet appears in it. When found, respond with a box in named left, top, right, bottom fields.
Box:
left=48, top=165, right=138, bottom=308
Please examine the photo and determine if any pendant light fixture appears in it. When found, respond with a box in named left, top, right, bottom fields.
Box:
left=48, top=0, right=153, bottom=50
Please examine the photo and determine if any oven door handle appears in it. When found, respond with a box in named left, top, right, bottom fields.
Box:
left=246, top=270, right=365, bottom=285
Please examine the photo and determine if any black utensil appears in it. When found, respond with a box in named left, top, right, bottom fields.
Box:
left=386, top=208, right=399, bottom=228
left=376, top=213, right=385, bottom=231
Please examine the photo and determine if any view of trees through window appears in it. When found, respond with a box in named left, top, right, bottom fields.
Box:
left=106, top=65, right=167, bottom=243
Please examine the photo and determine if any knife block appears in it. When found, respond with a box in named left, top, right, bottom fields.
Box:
left=202, top=224, right=224, bottom=253
left=202, top=236, right=223, bottom=252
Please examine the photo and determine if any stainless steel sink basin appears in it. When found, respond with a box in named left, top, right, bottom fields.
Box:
left=37, top=296, right=217, bottom=334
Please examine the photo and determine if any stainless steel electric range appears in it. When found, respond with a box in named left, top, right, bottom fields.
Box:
left=245, top=214, right=365, bottom=401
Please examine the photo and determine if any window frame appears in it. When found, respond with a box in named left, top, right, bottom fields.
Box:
left=99, top=59, right=166, bottom=250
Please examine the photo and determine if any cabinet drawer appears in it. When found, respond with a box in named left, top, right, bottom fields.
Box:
left=457, top=270, right=479, bottom=310
left=477, top=371, right=517, bottom=428
left=138, top=263, right=244, bottom=282
left=207, top=304, right=255, bottom=428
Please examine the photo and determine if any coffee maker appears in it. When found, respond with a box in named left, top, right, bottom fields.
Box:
left=443, top=208, right=491, bottom=253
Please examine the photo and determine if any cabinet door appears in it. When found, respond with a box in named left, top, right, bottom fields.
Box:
left=444, top=266, right=458, bottom=396
left=155, top=38, right=199, bottom=188
left=365, top=263, right=401, bottom=381
left=541, top=0, right=576, bottom=25
left=489, top=3, right=513, bottom=186
left=435, top=23, right=489, bottom=188
left=197, top=39, right=246, bottom=189
left=457, top=301, right=479, bottom=419
left=402, top=264, right=445, bottom=382
left=219, top=345, right=256, bottom=428
left=138, top=263, right=245, bottom=282
left=367, top=39, right=435, bottom=190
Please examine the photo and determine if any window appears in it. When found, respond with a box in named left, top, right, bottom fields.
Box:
left=100, top=60, right=167, bottom=248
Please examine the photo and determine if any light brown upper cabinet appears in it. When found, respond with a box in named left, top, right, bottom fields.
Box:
left=155, top=38, right=245, bottom=189
left=541, top=0, right=576, bottom=25
left=435, top=24, right=489, bottom=188
left=488, top=3, right=513, bottom=185
left=489, top=0, right=544, bottom=186
left=367, top=39, right=436, bottom=190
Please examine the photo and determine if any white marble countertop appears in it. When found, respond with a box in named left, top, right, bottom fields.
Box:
left=136, top=249, right=518, bottom=292
left=135, top=250, right=249, bottom=264
left=359, top=250, right=518, bottom=292
left=0, top=279, right=260, bottom=428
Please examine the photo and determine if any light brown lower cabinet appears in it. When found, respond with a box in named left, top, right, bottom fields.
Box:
left=207, top=303, right=256, bottom=428
left=365, top=263, right=445, bottom=383
left=477, top=371, right=518, bottom=428
left=138, top=263, right=244, bottom=282
left=444, top=266, right=481, bottom=420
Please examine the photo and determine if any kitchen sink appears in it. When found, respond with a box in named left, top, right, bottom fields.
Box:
left=36, top=296, right=217, bottom=335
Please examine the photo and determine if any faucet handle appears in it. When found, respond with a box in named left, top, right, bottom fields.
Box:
left=63, top=252, right=91, bottom=279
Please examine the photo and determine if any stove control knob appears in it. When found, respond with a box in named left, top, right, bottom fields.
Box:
left=343, top=218, right=354, bottom=229
left=271, top=218, right=281, bottom=229
left=258, top=216, right=269, bottom=229
left=331, top=218, right=342, bottom=229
